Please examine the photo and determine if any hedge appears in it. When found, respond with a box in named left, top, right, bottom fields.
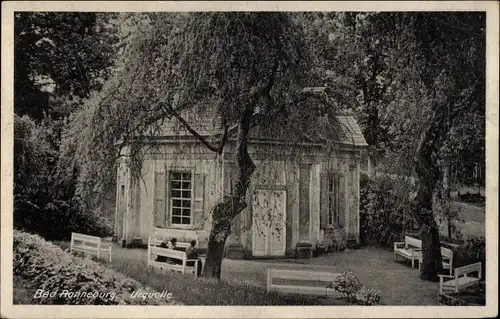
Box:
left=359, top=173, right=419, bottom=247
left=13, top=230, right=182, bottom=305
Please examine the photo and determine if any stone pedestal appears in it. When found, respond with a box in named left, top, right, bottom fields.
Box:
left=224, top=243, right=244, bottom=259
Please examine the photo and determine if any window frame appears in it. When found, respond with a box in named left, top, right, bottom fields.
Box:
left=169, top=170, right=194, bottom=226
left=327, top=173, right=340, bottom=227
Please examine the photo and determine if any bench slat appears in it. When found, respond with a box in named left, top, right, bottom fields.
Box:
left=269, top=284, right=341, bottom=297
left=73, top=245, right=111, bottom=252
left=148, top=237, right=191, bottom=249
left=268, top=269, right=340, bottom=282
left=404, top=236, right=422, bottom=249
left=72, top=233, right=101, bottom=243
left=443, top=276, right=478, bottom=287
left=267, top=269, right=343, bottom=299
left=150, top=246, right=186, bottom=260
left=454, top=262, right=481, bottom=277
left=394, top=249, right=421, bottom=262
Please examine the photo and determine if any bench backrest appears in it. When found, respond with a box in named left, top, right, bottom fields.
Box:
left=72, top=232, right=101, bottom=244
left=441, top=247, right=453, bottom=261
left=148, top=236, right=191, bottom=250
left=454, top=262, right=481, bottom=279
left=268, top=268, right=340, bottom=284
left=150, top=246, right=187, bottom=262
left=404, top=236, right=422, bottom=249
left=148, top=235, right=191, bottom=248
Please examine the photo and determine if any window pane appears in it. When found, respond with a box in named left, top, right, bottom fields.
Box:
left=172, top=190, right=181, bottom=198
left=182, top=181, right=191, bottom=189
left=171, top=172, right=182, bottom=180
left=182, top=200, right=191, bottom=208
left=182, top=208, right=191, bottom=217
left=182, top=172, right=191, bottom=180
left=172, top=199, right=182, bottom=207
left=182, top=217, right=191, bottom=225
left=172, top=216, right=181, bottom=224
left=182, top=191, right=191, bottom=198
left=172, top=181, right=181, bottom=189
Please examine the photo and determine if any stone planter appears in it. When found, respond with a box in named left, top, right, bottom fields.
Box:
left=295, top=242, right=313, bottom=259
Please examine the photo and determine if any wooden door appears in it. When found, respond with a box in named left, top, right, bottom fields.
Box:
left=252, top=189, right=287, bottom=256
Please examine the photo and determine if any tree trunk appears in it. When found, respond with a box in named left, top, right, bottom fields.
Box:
left=201, top=196, right=246, bottom=279
left=420, top=223, right=443, bottom=281
left=414, top=175, right=443, bottom=281
left=201, top=106, right=256, bottom=279
left=413, top=114, right=444, bottom=282
left=202, top=217, right=231, bottom=279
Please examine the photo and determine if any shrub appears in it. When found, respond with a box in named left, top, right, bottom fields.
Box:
left=359, top=173, right=419, bottom=247
left=354, top=286, right=382, bottom=305
left=329, top=271, right=362, bottom=301
left=453, top=236, right=486, bottom=280
left=14, top=115, right=113, bottom=241
left=328, top=272, right=381, bottom=305
left=13, top=230, right=181, bottom=305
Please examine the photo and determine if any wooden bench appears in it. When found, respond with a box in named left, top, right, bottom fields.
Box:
left=394, top=235, right=422, bottom=268
left=147, top=246, right=200, bottom=276
left=439, top=262, right=482, bottom=294
left=70, top=232, right=112, bottom=262
left=419, top=246, right=454, bottom=275
left=267, top=269, right=342, bottom=298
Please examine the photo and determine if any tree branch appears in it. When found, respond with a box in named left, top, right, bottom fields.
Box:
left=217, top=124, right=229, bottom=155
left=169, top=110, right=219, bottom=153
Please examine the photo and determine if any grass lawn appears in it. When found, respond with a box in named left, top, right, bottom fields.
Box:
left=69, top=243, right=439, bottom=305
left=251, top=246, right=440, bottom=305
left=436, top=201, right=485, bottom=239
left=219, top=248, right=441, bottom=305
left=104, top=247, right=346, bottom=305
left=53, top=241, right=441, bottom=305
left=54, top=240, right=345, bottom=305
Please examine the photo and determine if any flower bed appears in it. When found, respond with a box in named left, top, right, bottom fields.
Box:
left=13, top=230, right=182, bottom=305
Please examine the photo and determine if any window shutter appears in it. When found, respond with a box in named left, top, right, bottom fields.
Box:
left=338, top=172, right=346, bottom=227
left=320, top=173, right=328, bottom=229
left=165, top=170, right=171, bottom=226
left=193, top=173, right=205, bottom=229
left=154, top=172, right=166, bottom=227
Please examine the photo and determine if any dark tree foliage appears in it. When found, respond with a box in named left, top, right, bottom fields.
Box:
left=14, top=12, right=119, bottom=120
left=13, top=12, right=119, bottom=239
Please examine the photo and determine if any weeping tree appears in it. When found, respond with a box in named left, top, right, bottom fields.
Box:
left=312, top=12, right=485, bottom=281
left=62, top=12, right=335, bottom=279
left=373, top=12, right=486, bottom=281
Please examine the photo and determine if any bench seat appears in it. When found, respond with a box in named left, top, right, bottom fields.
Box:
left=442, top=276, right=479, bottom=289
left=148, top=243, right=202, bottom=276
left=72, top=245, right=112, bottom=253
left=395, top=248, right=421, bottom=258
left=394, top=236, right=422, bottom=268
left=439, top=262, right=482, bottom=294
